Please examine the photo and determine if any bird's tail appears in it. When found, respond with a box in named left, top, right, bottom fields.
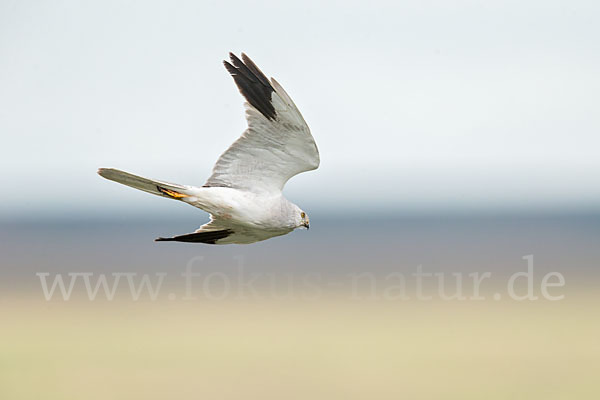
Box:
left=97, top=168, right=195, bottom=200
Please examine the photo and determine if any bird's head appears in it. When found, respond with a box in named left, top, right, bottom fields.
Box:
left=294, top=207, right=310, bottom=229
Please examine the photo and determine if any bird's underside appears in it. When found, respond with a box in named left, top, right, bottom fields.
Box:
left=154, top=216, right=293, bottom=245
left=97, top=52, right=319, bottom=244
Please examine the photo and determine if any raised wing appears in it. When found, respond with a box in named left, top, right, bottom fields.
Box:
left=204, top=53, right=319, bottom=194
left=155, top=215, right=290, bottom=245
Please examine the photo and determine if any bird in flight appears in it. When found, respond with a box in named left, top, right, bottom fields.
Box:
left=98, top=53, right=320, bottom=244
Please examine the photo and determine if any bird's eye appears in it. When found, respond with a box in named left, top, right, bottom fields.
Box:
left=301, top=212, right=306, bottom=218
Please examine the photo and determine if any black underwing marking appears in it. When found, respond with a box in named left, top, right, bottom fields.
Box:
left=224, top=52, right=276, bottom=121
left=156, top=185, right=188, bottom=199
left=155, top=229, right=234, bottom=244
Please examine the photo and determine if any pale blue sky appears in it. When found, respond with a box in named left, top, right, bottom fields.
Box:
left=1, top=0, right=599, bottom=217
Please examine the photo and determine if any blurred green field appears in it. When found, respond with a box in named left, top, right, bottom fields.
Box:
left=1, top=291, right=599, bottom=399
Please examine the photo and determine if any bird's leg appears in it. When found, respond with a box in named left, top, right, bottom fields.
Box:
left=156, top=186, right=190, bottom=199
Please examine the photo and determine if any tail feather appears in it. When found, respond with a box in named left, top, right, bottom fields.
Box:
left=97, top=168, right=194, bottom=199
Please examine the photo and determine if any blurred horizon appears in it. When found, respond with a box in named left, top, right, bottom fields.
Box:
left=3, top=213, right=598, bottom=284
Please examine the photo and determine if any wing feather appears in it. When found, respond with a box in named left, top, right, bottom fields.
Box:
left=205, top=53, right=319, bottom=194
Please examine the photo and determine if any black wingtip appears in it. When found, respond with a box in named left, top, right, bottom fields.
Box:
left=155, top=229, right=234, bottom=244
left=240, top=53, right=271, bottom=86
left=229, top=52, right=242, bottom=66
left=223, top=60, right=235, bottom=75
left=224, top=52, right=276, bottom=121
